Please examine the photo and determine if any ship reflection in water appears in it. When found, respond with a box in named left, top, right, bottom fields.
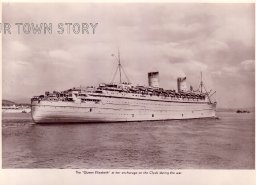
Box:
left=2, top=111, right=254, bottom=169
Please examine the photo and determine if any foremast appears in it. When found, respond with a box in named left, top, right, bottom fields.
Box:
left=111, top=49, right=130, bottom=84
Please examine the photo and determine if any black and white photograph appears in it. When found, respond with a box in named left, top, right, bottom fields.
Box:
left=1, top=2, right=255, bottom=174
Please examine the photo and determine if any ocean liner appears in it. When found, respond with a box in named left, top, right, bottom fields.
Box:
left=31, top=52, right=217, bottom=123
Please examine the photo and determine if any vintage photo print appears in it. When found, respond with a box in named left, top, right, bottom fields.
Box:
left=1, top=2, right=255, bottom=185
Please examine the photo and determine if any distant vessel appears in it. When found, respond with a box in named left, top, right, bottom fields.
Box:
left=31, top=52, right=217, bottom=123
left=2, top=105, right=31, bottom=113
left=236, top=110, right=250, bottom=113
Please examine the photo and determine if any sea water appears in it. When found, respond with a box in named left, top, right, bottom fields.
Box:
left=2, top=111, right=254, bottom=169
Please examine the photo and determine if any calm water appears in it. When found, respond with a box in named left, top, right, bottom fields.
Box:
left=2, top=111, right=255, bottom=169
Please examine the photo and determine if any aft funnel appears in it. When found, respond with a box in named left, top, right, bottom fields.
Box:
left=148, top=72, right=159, bottom=88
left=177, top=77, right=187, bottom=92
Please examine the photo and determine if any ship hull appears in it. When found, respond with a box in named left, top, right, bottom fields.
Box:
left=31, top=97, right=216, bottom=123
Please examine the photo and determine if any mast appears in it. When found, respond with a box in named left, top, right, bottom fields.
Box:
left=118, top=49, right=122, bottom=83
left=200, top=71, right=203, bottom=93
left=200, top=71, right=213, bottom=103
left=111, top=49, right=130, bottom=84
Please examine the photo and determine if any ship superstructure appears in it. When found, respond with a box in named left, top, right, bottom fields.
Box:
left=31, top=53, right=216, bottom=123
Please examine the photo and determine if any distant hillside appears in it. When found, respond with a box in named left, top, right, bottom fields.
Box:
left=2, top=99, right=30, bottom=106
left=2, top=99, right=16, bottom=106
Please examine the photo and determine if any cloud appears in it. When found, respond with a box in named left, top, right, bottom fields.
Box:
left=240, top=60, right=255, bottom=72
left=49, top=49, right=72, bottom=60
left=3, top=40, right=30, bottom=60
left=2, top=3, right=255, bottom=108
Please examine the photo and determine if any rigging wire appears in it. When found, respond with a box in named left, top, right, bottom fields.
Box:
left=110, top=50, right=130, bottom=84
left=111, top=66, right=120, bottom=83
left=121, top=65, right=130, bottom=83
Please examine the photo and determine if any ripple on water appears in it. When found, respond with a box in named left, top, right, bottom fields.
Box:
left=2, top=112, right=255, bottom=169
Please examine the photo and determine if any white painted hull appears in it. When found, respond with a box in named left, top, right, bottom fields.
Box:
left=31, top=95, right=216, bottom=123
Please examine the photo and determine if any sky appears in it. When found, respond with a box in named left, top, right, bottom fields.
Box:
left=2, top=3, right=255, bottom=108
